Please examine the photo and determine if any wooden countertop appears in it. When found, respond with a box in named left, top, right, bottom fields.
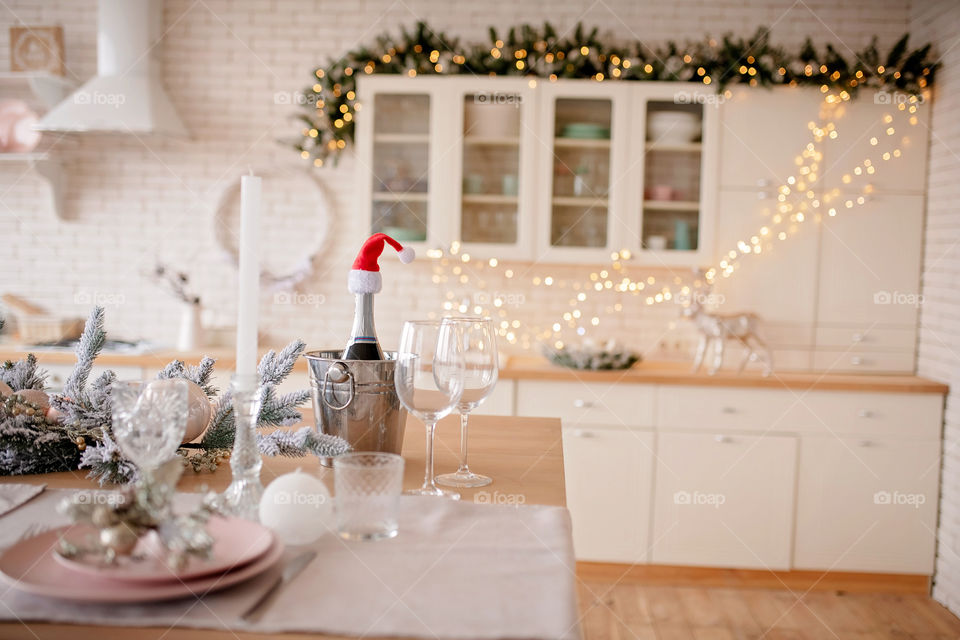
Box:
left=0, top=414, right=565, bottom=639
left=0, top=344, right=948, bottom=394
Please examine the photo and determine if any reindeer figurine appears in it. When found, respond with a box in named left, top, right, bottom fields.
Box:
left=681, top=281, right=773, bottom=377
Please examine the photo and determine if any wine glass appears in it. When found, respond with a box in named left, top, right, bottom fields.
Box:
left=111, top=379, right=188, bottom=480
left=436, top=317, right=498, bottom=488
left=395, top=320, right=464, bottom=499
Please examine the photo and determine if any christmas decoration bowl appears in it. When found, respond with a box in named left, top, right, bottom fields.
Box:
left=304, top=350, right=407, bottom=465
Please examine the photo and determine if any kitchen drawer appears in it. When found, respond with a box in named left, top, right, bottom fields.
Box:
left=795, top=436, right=939, bottom=573
left=658, top=385, right=799, bottom=433
left=516, top=380, right=654, bottom=427
left=815, top=326, right=916, bottom=351
left=812, top=350, right=915, bottom=374
left=472, top=380, right=515, bottom=416
left=562, top=426, right=654, bottom=562
left=797, top=390, right=942, bottom=440
left=651, top=432, right=797, bottom=569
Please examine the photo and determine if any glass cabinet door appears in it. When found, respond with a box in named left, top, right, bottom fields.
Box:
left=369, top=93, right=430, bottom=242
left=549, top=97, right=613, bottom=248
left=458, top=93, right=521, bottom=245
left=640, top=100, right=705, bottom=254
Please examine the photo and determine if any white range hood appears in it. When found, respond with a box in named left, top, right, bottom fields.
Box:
left=36, top=0, right=188, bottom=137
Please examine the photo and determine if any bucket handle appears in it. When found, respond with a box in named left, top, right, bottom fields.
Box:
left=320, top=361, right=355, bottom=411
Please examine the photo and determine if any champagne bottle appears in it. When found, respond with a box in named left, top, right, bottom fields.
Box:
left=343, top=233, right=415, bottom=360
left=342, top=292, right=384, bottom=360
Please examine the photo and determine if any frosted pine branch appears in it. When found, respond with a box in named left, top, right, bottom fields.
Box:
left=156, top=356, right=218, bottom=398
left=258, top=340, right=306, bottom=386
left=63, top=307, right=106, bottom=398
left=0, top=354, right=47, bottom=391
left=257, top=427, right=349, bottom=459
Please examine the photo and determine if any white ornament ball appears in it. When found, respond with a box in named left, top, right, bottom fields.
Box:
left=259, top=469, right=334, bottom=545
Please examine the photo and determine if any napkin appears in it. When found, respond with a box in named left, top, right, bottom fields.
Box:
left=0, top=483, right=45, bottom=518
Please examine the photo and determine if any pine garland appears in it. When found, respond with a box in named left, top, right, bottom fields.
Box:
left=293, top=22, right=940, bottom=166
left=0, top=308, right=350, bottom=483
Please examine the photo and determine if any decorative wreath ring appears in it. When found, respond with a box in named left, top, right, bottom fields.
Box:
left=213, top=168, right=333, bottom=292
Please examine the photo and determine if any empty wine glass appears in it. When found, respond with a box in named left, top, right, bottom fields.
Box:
left=395, top=320, right=464, bottom=499
left=111, top=379, right=188, bottom=480
left=437, top=317, right=498, bottom=488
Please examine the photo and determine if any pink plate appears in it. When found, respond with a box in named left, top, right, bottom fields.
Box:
left=0, top=526, right=283, bottom=603
left=53, top=516, right=274, bottom=583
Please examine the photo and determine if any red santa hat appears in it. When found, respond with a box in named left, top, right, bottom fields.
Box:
left=348, top=233, right=415, bottom=294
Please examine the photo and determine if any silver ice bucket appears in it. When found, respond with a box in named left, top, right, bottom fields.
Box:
left=304, top=350, right=407, bottom=466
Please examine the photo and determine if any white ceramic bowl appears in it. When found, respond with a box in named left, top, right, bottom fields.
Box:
left=648, top=111, right=700, bottom=143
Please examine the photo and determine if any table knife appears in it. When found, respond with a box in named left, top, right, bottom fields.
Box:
left=241, top=550, right=317, bottom=623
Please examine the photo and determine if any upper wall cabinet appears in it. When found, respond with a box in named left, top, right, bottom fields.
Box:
left=718, top=87, right=826, bottom=190
left=821, top=90, right=929, bottom=194
left=357, top=77, right=719, bottom=265
left=534, top=81, right=631, bottom=263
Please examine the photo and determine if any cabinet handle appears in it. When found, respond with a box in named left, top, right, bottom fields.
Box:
left=573, top=399, right=594, bottom=409
left=757, top=191, right=771, bottom=200
left=720, top=406, right=737, bottom=414
left=850, top=356, right=863, bottom=366
left=858, top=440, right=875, bottom=447
left=756, top=178, right=771, bottom=188
left=571, top=429, right=594, bottom=438
left=714, top=434, right=734, bottom=443
left=851, top=333, right=863, bottom=343
left=857, top=409, right=874, bottom=418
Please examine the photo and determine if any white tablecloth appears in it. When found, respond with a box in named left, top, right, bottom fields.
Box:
left=0, top=488, right=581, bottom=639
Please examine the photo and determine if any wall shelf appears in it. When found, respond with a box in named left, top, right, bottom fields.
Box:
left=463, top=136, right=519, bottom=146
left=463, top=194, right=518, bottom=205
left=554, top=137, right=611, bottom=149
left=372, top=191, right=428, bottom=202
left=643, top=200, right=699, bottom=211
left=553, top=196, right=609, bottom=207
left=645, top=141, right=702, bottom=152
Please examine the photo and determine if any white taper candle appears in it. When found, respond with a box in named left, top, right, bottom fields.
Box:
left=236, top=174, right=261, bottom=377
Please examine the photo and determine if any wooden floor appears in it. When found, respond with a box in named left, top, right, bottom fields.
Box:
left=576, top=566, right=960, bottom=640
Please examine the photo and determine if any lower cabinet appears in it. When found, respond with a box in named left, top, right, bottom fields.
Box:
left=561, top=425, right=654, bottom=563
left=794, top=436, right=940, bottom=573
left=650, top=432, right=798, bottom=570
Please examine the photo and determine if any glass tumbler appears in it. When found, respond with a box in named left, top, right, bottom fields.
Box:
left=334, top=452, right=404, bottom=541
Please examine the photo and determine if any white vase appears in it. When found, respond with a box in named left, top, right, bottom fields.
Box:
left=177, top=302, right=203, bottom=351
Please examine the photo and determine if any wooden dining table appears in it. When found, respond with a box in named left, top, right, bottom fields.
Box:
left=0, top=414, right=567, bottom=640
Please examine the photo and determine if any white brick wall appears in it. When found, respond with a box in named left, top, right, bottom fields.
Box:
left=0, top=0, right=915, bottom=357
left=911, top=0, right=960, bottom=616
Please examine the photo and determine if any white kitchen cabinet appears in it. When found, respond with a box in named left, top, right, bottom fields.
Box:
left=718, top=87, right=826, bottom=189
left=562, top=425, right=654, bottom=563
left=712, top=190, right=819, bottom=328
left=627, top=83, right=719, bottom=265
left=795, top=436, right=940, bottom=573
left=821, top=91, right=929, bottom=194
left=651, top=432, right=797, bottom=569
left=471, top=379, right=515, bottom=416
left=816, top=193, right=924, bottom=327
left=534, top=80, right=632, bottom=263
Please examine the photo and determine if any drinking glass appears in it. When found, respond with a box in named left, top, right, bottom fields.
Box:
left=335, top=452, right=404, bottom=540
left=111, top=379, right=188, bottom=480
left=395, top=320, right=464, bottom=499
left=437, top=317, right=498, bottom=488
